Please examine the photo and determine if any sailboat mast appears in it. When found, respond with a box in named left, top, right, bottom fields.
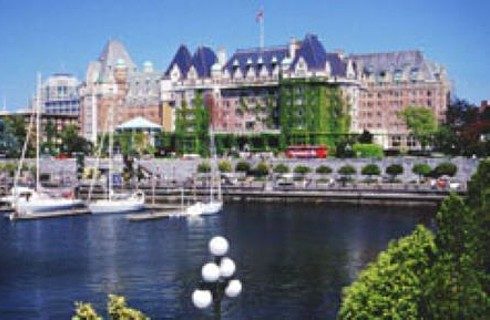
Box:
left=108, top=93, right=114, bottom=201
left=36, top=73, right=41, bottom=192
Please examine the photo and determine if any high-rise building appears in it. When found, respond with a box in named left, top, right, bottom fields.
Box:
left=41, top=73, right=80, bottom=115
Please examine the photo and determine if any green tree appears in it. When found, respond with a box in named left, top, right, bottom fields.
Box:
left=412, top=163, right=432, bottom=181
left=72, top=302, right=102, bottom=320
left=293, top=165, right=311, bottom=174
left=352, top=143, right=383, bottom=158
left=338, top=165, right=356, bottom=176
left=59, top=124, right=92, bottom=155
left=433, top=161, right=458, bottom=177
left=218, top=160, right=232, bottom=173
left=197, top=161, right=211, bottom=173
left=399, top=106, right=437, bottom=150
left=361, top=164, right=381, bottom=183
left=357, top=129, right=373, bottom=144
left=72, top=295, right=148, bottom=320
left=423, top=194, right=488, bottom=319
left=386, top=164, right=403, bottom=181
left=253, top=161, right=269, bottom=177
left=315, top=165, right=332, bottom=175
left=273, top=163, right=290, bottom=174
left=339, top=225, right=435, bottom=319
left=235, top=160, right=251, bottom=173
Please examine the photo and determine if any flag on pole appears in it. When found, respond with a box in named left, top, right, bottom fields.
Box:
left=256, top=9, right=264, bottom=22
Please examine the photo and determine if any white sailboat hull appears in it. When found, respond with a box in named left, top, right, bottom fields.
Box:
left=201, top=201, right=223, bottom=215
left=88, top=192, right=145, bottom=214
left=14, top=198, right=84, bottom=213
left=185, top=202, right=205, bottom=216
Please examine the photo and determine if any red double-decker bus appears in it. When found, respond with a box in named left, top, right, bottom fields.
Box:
left=285, top=145, right=328, bottom=159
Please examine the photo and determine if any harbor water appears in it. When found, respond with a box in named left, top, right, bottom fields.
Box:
left=0, top=202, right=434, bottom=319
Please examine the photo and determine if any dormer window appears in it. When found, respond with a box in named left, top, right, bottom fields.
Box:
left=410, top=68, right=419, bottom=81
left=271, top=56, right=278, bottom=64
left=394, top=69, right=402, bottom=82
left=257, top=57, right=264, bottom=65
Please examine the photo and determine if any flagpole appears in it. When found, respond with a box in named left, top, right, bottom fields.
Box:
left=259, top=7, right=264, bottom=49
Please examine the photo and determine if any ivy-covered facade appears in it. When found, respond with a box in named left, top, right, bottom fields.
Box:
left=279, top=77, right=350, bottom=149
left=174, top=91, right=210, bottom=155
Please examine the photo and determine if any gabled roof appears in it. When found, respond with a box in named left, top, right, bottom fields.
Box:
left=223, top=46, right=289, bottom=76
left=191, top=47, right=217, bottom=78
left=99, top=40, right=136, bottom=76
left=165, top=45, right=193, bottom=77
left=116, top=116, right=162, bottom=130
left=291, top=34, right=327, bottom=71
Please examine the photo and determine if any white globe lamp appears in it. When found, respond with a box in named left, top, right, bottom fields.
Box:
left=209, top=236, right=229, bottom=256
left=201, top=262, right=220, bottom=282
left=192, top=289, right=212, bottom=309
left=219, top=257, right=236, bottom=278
left=224, top=279, right=242, bottom=298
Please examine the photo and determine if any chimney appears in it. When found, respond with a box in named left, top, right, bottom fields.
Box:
left=289, top=37, right=300, bottom=59
left=217, top=47, right=227, bottom=66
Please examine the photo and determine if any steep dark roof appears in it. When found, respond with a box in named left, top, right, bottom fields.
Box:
left=291, top=34, right=327, bottom=71
left=191, top=47, right=217, bottom=78
left=325, top=53, right=347, bottom=77
left=223, top=46, right=289, bottom=76
left=349, top=50, right=425, bottom=74
left=165, top=45, right=193, bottom=76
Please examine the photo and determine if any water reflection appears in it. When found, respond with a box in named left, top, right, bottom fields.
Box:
left=0, top=202, right=432, bottom=319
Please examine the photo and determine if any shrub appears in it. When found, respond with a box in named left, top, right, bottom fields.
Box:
left=352, top=143, right=384, bottom=158
left=339, top=226, right=435, bottom=319
left=218, top=160, right=232, bottom=172
left=253, top=161, right=269, bottom=177
left=433, top=161, right=458, bottom=177
left=273, top=163, right=290, bottom=174
left=197, top=161, right=211, bottom=173
left=293, top=165, right=311, bottom=175
left=316, top=165, right=333, bottom=175
left=412, top=163, right=432, bottom=178
left=235, top=160, right=251, bottom=173
left=73, top=294, right=148, bottom=320
left=338, top=165, right=356, bottom=176
left=386, top=164, right=403, bottom=178
left=361, top=164, right=381, bottom=176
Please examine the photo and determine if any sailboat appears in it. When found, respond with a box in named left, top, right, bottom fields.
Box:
left=87, top=93, right=145, bottom=214
left=201, top=129, right=223, bottom=215
left=10, top=74, right=83, bottom=218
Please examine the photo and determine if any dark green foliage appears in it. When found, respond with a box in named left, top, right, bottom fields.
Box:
left=357, top=130, right=373, bottom=144
left=293, top=165, right=311, bottom=174
left=218, top=160, right=232, bottom=173
left=412, top=163, right=432, bottom=179
left=273, top=163, right=290, bottom=174
left=174, top=92, right=210, bottom=156
left=352, top=143, right=383, bottom=158
left=315, top=165, right=332, bottom=175
left=432, top=161, right=458, bottom=177
left=339, top=225, right=435, bottom=319
left=279, top=78, right=350, bottom=149
left=339, top=161, right=490, bottom=319
left=361, top=164, right=381, bottom=176
left=338, top=165, right=356, bottom=176
left=386, top=164, right=403, bottom=179
left=197, top=161, right=211, bottom=173
left=253, top=161, right=269, bottom=177
left=335, top=137, right=356, bottom=158
left=59, top=124, right=92, bottom=155
left=423, top=194, right=489, bottom=319
left=0, top=115, right=27, bottom=158
left=235, top=160, right=251, bottom=173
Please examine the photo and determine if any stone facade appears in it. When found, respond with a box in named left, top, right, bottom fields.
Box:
left=350, top=51, right=450, bottom=149
left=79, top=40, right=161, bottom=143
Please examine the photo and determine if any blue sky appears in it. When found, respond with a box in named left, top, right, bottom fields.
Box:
left=0, top=0, right=489, bottom=109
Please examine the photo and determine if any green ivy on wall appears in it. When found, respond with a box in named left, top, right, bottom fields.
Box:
left=279, top=78, right=350, bottom=150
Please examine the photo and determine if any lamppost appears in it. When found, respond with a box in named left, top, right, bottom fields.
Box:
left=192, top=236, right=242, bottom=319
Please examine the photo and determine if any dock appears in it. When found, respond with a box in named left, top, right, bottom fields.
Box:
left=126, top=210, right=186, bottom=221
